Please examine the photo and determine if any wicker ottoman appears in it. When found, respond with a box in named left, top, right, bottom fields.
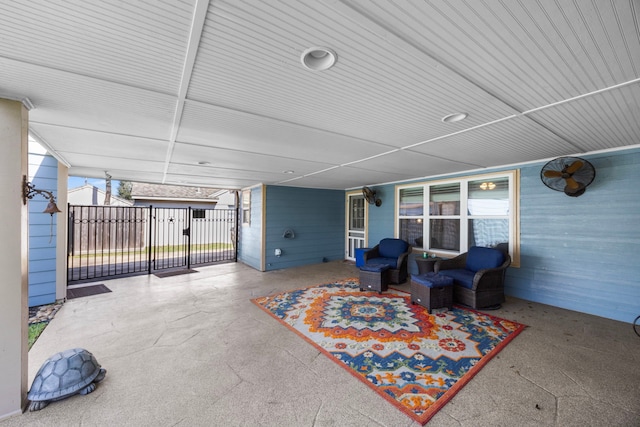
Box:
left=359, top=263, right=391, bottom=294
left=410, top=273, right=454, bottom=313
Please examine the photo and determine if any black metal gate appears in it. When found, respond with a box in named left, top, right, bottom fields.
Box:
left=67, top=205, right=237, bottom=283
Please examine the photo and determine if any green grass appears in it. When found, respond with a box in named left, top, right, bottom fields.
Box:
left=28, top=322, right=49, bottom=350
left=68, top=243, right=234, bottom=261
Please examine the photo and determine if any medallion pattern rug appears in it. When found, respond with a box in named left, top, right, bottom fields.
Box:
left=252, top=278, right=526, bottom=425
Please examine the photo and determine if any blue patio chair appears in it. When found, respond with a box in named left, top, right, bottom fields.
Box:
left=434, top=246, right=511, bottom=309
left=363, top=238, right=410, bottom=284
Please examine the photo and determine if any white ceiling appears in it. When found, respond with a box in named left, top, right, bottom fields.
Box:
left=1, top=0, right=639, bottom=190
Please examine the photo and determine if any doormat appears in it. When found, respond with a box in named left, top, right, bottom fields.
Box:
left=154, top=269, right=198, bottom=278
left=67, top=284, right=112, bottom=299
left=252, top=278, right=526, bottom=425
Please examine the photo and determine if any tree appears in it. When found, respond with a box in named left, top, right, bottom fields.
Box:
left=104, top=172, right=112, bottom=205
left=117, top=181, right=133, bottom=200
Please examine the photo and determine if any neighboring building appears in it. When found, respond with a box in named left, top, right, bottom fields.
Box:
left=212, top=189, right=237, bottom=210
left=68, top=183, right=133, bottom=206
left=130, top=182, right=225, bottom=208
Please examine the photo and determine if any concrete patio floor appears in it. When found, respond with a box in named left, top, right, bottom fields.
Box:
left=2, top=261, right=639, bottom=426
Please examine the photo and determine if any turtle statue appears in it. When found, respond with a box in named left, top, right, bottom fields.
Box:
left=27, top=348, right=106, bottom=411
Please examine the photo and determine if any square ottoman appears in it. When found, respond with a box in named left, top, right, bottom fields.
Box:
left=359, top=263, right=391, bottom=294
left=410, top=273, right=454, bottom=313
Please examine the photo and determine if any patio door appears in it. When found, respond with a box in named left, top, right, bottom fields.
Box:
left=346, top=193, right=366, bottom=261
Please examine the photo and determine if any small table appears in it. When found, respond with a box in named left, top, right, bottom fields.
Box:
left=359, top=263, right=390, bottom=294
left=415, top=257, right=441, bottom=274
left=410, top=273, right=454, bottom=313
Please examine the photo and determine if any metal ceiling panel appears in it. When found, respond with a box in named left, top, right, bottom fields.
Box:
left=176, top=100, right=391, bottom=163
left=171, top=141, right=334, bottom=175
left=0, top=0, right=194, bottom=93
left=2, top=58, right=176, bottom=139
left=347, top=150, right=473, bottom=180
left=70, top=168, right=166, bottom=184
left=1, top=1, right=638, bottom=190
left=166, top=163, right=287, bottom=185
left=188, top=0, right=517, bottom=145
left=407, top=116, right=580, bottom=168
left=352, top=0, right=640, bottom=110
left=30, top=124, right=168, bottom=162
left=164, top=173, right=266, bottom=189
left=529, top=83, right=640, bottom=152
left=280, top=164, right=413, bottom=190
left=60, top=153, right=164, bottom=175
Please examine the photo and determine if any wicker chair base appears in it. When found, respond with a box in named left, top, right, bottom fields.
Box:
left=410, top=279, right=453, bottom=313
left=453, top=285, right=505, bottom=309
left=359, top=269, right=390, bottom=293
left=388, top=268, right=407, bottom=284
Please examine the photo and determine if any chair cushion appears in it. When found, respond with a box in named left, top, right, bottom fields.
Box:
left=377, top=238, right=409, bottom=259
left=439, top=269, right=475, bottom=289
left=411, top=273, right=453, bottom=288
left=360, top=263, right=391, bottom=272
left=366, top=257, right=398, bottom=269
left=465, top=246, right=505, bottom=272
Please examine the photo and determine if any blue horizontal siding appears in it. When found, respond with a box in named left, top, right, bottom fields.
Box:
left=264, top=186, right=344, bottom=271
left=507, top=150, right=640, bottom=323
left=28, top=150, right=58, bottom=307
left=29, top=258, right=56, bottom=274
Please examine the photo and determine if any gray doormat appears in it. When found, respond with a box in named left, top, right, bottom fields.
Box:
left=153, top=269, right=198, bottom=278
left=67, top=284, right=112, bottom=299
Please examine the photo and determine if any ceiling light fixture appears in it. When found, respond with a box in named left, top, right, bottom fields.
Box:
left=283, top=170, right=295, bottom=174
left=301, top=47, right=337, bottom=71
left=441, top=112, right=468, bottom=123
left=479, top=182, right=496, bottom=190
left=197, top=161, right=211, bottom=165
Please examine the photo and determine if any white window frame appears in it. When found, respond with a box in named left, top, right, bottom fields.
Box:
left=396, top=170, right=520, bottom=266
left=242, top=189, right=251, bottom=225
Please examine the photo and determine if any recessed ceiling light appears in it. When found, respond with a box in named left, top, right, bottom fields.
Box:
left=441, top=112, right=468, bottom=123
left=301, top=47, right=337, bottom=71
left=283, top=170, right=295, bottom=174
left=197, top=161, right=211, bottom=165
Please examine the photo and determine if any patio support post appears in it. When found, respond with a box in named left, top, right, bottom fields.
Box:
left=147, top=205, right=153, bottom=275
left=0, top=99, right=29, bottom=419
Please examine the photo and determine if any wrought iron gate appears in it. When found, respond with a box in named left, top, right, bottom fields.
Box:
left=68, top=205, right=237, bottom=283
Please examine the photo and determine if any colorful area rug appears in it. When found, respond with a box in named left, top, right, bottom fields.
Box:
left=252, top=278, right=526, bottom=425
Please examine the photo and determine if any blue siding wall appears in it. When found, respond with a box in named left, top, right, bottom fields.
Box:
left=366, top=185, right=396, bottom=246
left=28, top=151, right=58, bottom=307
left=238, top=186, right=263, bottom=270
left=510, top=149, right=640, bottom=323
left=264, top=186, right=344, bottom=271
left=361, top=149, right=640, bottom=323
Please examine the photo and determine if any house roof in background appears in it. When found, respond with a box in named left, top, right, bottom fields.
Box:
left=68, top=184, right=133, bottom=206
left=131, top=182, right=221, bottom=202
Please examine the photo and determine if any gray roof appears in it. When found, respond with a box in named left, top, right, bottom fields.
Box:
left=130, top=182, right=221, bottom=201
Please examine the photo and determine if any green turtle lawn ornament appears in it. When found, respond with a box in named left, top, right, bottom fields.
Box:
left=27, top=348, right=106, bottom=411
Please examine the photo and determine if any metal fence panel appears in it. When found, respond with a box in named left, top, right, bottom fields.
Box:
left=67, top=205, right=149, bottom=281
left=68, top=205, right=237, bottom=283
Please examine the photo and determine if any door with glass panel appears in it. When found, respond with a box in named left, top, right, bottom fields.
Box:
left=346, top=194, right=366, bottom=260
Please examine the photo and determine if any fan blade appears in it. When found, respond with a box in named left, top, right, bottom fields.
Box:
left=565, top=160, right=584, bottom=174
left=543, top=170, right=563, bottom=178
left=565, top=177, right=580, bottom=190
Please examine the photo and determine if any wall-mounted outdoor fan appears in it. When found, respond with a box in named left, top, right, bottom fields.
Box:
left=540, top=157, right=596, bottom=197
left=362, top=186, right=382, bottom=207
